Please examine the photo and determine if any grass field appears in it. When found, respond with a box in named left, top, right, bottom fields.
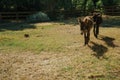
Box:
left=0, top=16, right=120, bottom=80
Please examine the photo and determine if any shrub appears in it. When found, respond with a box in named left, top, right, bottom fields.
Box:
left=27, top=12, right=50, bottom=22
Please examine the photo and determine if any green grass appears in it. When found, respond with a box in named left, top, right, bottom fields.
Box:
left=0, top=23, right=71, bottom=53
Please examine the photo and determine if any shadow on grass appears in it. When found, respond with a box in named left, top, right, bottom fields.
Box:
left=88, top=41, right=108, bottom=59
left=56, top=18, right=78, bottom=26
left=56, top=16, right=120, bottom=28
left=88, top=35, right=119, bottom=59
left=99, top=35, right=118, bottom=48
left=102, top=17, right=120, bottom=28
left=0, top=22, right=36, bottom=31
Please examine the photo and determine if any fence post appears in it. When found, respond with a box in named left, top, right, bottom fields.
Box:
left=16, top=12, right=19, bottom=21
left=0, top=13, right=1, bottom=21
left=112, top=6, right=113, bottom=15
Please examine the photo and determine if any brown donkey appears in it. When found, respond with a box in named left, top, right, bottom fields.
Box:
left=92, top=12, right=102, bottom=38
left=78, top=16, right=93, bottom=45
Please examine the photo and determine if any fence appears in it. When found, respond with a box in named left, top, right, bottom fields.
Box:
left=0, top=6, right=120, bottom=21
left=103, top=6, right=120, bottom=15
left=0, top=12, right=36, bottom=20
left=0, top=10, right=83, bottom=21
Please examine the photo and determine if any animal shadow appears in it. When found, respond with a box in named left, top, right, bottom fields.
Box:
left=88, top=41, right=108, bottom=59
left=100, top=35, right=117, bottom=48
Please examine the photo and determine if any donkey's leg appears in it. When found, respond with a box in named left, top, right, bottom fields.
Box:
left=95, top=24, right=100, bottom=38
left=93, top=24, right=97, bottom=38
left=87, top=31, right=90, bottom=44
left=84, top=33, right=87, bottom=45
left=93, top=24, right=95, bottom=36
left=96, top=24, right=99, bottom=35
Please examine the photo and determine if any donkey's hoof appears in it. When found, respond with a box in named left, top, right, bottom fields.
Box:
left=84, top=43, right=88, bottom=46
left=95, top=36, right=97, bottom=38
left=95, top=35, right=98, bottom=38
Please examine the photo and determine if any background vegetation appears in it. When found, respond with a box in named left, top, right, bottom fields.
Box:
left=0, top=0, right=119, bottom=11
left=0, top=0, right=120, bottom=21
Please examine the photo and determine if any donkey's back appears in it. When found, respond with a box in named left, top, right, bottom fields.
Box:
left=83, top=16, right=93, bottom=30
left=78, top=16, right=93, bottom=33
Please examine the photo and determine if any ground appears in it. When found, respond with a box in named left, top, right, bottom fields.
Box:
left=0, top=16, right=120, bottom=80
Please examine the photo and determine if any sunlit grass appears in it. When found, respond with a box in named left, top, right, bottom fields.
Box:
left=0, top=23, right=73, bottom=53
left=0, top=16, right=120, bottom=80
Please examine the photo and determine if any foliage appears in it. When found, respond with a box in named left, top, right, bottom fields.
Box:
left=27, top=12, right=50, bottom=22
left=102, top=0, right=119, bottom=6
left=0, top=0, right=120, bottom=17
left=86, top=0, right=94, bottom=11
left=0, top=0, right=119, bottom=11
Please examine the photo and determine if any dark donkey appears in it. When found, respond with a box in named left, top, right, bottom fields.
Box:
left=78, top=16, right=93, bottom=45
left=92, top=12, right=102, bottom=38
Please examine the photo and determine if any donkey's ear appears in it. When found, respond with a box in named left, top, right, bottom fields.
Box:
left=99, top=13, right=102, bottom=17
left=77, top=17, right=82, bottom=23
left=97, top=12, right=102, bottom=17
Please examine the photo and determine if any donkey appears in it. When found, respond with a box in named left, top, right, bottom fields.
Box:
left=78, top=16, right=93, bottom=45
left=92, top=12, right=102, bottom=38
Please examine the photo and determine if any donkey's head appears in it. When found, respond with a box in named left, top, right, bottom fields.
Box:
left=78, top=17, right=86, bottom=35
left=92, top=12, right=102, bottom=24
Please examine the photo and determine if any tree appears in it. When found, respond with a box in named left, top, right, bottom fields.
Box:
left=102, top=0, right=119, bottom=6
left=92, top=0, right=99, bottom=8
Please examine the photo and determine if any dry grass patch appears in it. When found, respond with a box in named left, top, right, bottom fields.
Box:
left=0, top=16, right=120, bottom=80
